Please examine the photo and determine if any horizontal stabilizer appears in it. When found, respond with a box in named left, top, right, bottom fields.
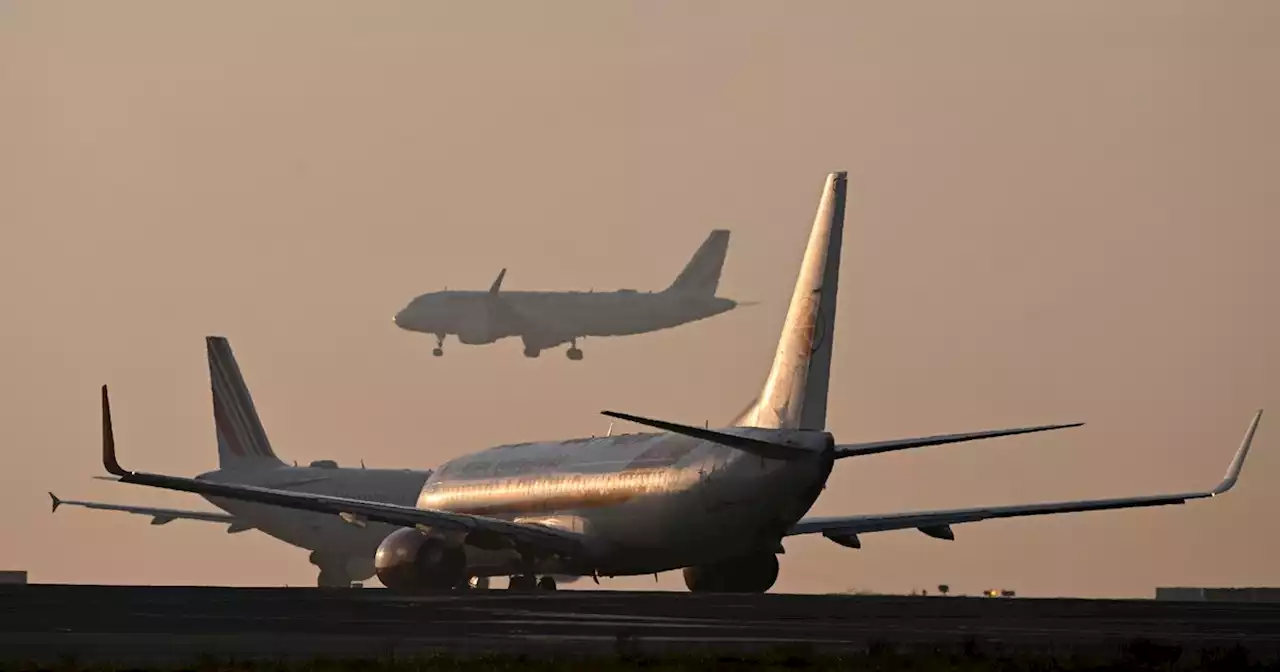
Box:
left=790, top=409, right=1263, bottom=540
left=600, top=411, right=816, bottom=461
left=834, top=422, right=1084, bottom=459
left=48, top=490, right=237, bottom=525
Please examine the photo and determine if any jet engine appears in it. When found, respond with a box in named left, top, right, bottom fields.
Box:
left=455, top=329, right=499, bottom=345
left=682, top=552, right=779, bottom=593
left=373, top=527, right=468, bottom=592
left=455, top=309, right=501, bottom=345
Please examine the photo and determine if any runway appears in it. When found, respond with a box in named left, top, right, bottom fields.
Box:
left=2, top=584, right=1278, bottom=665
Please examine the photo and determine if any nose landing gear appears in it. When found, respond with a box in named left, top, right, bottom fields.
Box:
left=432, top=334, right=445, bottom=357
left=565, top=338, right=584, bottom=361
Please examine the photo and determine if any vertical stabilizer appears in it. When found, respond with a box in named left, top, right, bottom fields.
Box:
left=738, top=172, right=846, bottom=431
left=666, top=229, right=731, bottom=296
left=207, top=336, right=285, bottom=470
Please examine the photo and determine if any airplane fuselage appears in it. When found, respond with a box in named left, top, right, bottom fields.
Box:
left=395, top=289, right=738, bottom=346
left=196, top=465, right=431, bottom=580
left=417, top=429, right=834, bottom=578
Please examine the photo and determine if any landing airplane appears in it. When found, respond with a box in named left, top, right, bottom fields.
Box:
left=94, top=171, right=1263, bottom=593
left=393, top=229, right=747, bottom=360
left=54, top=336, right=434, bottom=588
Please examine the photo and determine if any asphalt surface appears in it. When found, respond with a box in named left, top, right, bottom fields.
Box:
left=2, top=584, right=1278, bottom=665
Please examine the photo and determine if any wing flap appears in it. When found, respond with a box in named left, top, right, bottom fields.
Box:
left=791, top=410, right=1262, bottom=539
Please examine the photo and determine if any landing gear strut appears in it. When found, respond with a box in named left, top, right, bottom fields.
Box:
left=311, top=552, right=356, bottom=588
left=507, top=574, right=558, bottom=592
left=566, top=338, right=583, bottom=361
left=316, top=567, right=353, bottom=588
left=432, top=334, right=445, bottom=357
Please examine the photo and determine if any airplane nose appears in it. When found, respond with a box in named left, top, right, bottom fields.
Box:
left=393, top=309, right=409, bottom=329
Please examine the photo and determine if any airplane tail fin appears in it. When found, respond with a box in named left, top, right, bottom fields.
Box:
left=736, top=172, right=847, bottom=430
left=207, top=336, right=286, bottom=470
left=665, top=229, right=731, bottom=296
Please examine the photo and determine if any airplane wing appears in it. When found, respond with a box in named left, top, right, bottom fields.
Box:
left=95, top=385, right=584, bottom=556
left=49, top=492, right=243, bottom=528
left=476, top=268, right=577, bottom=349
left=787, top=410, right=1262, bottom=545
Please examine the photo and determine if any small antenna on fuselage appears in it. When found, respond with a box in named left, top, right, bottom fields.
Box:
left=606, top=422, right=614, bottom=437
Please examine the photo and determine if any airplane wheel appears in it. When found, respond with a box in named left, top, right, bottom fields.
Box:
left=523, top=348, right=540, bottom=358
left=509, top=574, right=537, bottom=591
left=537, top=576, right=558, bottom=591
left=566, top=348, right=583, bottom=361
left=432, top=348, right=444, bottom=357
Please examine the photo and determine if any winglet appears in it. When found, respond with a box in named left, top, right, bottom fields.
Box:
left=489, top=268, right=507, bottom=294
left=101, top=385, right=127, bottom=477
left=49, top=492, right=61, bottom=513
left=1211, top=409, right=1262, bottom=496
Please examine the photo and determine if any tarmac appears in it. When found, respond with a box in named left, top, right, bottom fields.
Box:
left=2, top=584, right=1279, bottom=665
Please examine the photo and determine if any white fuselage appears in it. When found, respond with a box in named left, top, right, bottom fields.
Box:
left=418, top=428, right=834, bottom=578
left=394, top=289, right=738, bottom=345
left=197, top=465, right=431, bottom=579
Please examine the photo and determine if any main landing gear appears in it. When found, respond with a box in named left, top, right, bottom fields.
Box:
left=523, top=337, right=584, bottom=361
left=507, top=574, right=558, bottom=592
left=317, top=567, right=352, bottom=588
left=432, top=333, right=445, bottom=357
left=311, top=552, right=357, bottom=589
left=565, top=338, right=583, bottom=361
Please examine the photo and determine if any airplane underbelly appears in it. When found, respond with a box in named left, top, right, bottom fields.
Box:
left=212, top=497, right=382, bottom=555
left=587, top=457, right=808, bottom=574
left=571, top=489, right=760, bottom=574
left=581, top=311, right=673, bottom=337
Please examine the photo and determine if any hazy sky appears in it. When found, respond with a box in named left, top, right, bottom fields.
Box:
left=2, top=1, right=1277, bottom=597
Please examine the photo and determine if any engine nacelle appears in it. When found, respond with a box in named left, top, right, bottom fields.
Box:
left=455, top=330, right=499, bottom=345
left=682, top=552, right=779, bottom=593
left=374, top=527, right=468, bottom=592
left=455, top=311, right=500, bottom=345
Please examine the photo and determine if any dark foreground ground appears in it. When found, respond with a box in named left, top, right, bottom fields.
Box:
left=1, top=584, right=1278, bottom=669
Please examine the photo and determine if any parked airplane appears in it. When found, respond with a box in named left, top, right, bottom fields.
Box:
left=393, top=228, right=746, bottom=360
left=53, top=336, right=434, bottom=588
left=95, top=171, right=1263, bottom=594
